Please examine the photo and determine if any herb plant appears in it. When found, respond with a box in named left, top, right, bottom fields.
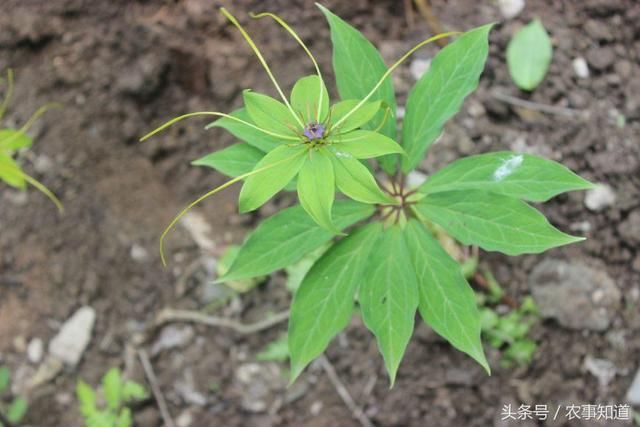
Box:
left=76, top=368, right=147, bottom=427
left=143, top=6, right=593, bottom=385
left=0, top=70, right=63, bottom=211
left=0, top=366, right=28, bottom=427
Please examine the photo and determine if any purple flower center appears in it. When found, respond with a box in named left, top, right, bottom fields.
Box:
left=303, top=123, right=326, bottom=141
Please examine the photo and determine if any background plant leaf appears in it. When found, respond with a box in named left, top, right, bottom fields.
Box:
left=360, top=225, right=418, bottom=386
left=192, top=143, right=265, bottom=178
left=507, top=19, right=552, bottom=91
left=419, top=151, right=594, bottom=201
left=332, top=156, right=393, bottom=204
left=404, top=220, right=489, bottom=373
left=7, top=397, right=28, bottom=423
left=402, top=24, right=492, bottom=172
left=289, top=222, right=382, bottom=381
left=102, top=368, right=123, bottom=411
left=415, top=190, right=583, bottom=255
left=318, top=4, right=398, bottom=174
left=221, top=200, right=374, bottom=281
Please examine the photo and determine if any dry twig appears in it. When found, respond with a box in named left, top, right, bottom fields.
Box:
left=154, top=308, right=289, bottom=335
left=491, top=91, right=585, bottom=118
left=138, top=349, right=176, bottom=427
left=413, top=0, right=449, bottom=46
left=318, top=355, right=374, bottom=427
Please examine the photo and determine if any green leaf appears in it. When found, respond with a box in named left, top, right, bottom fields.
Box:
left=297, top=150, right=339, bottom=233
left=289, top=222, right=382, bottom=381
left=221, top=200, right=374, bottom=281
left=291, top=75, right=329, bottom=123
left=404, top=220, right=489, bottom=373
left=7, top=397, right=28, bottom=423
left=360, top=225, right=418, bottom=386
left=0, top=154, right=26, bottom=189
left=0, top=129, right=32, bottom=152
left=332, top=156, right=393, bottom=204
left=192, top=144, right=264, bottom=178
left=330, top=99, right=381, bottom=134
left=0, top=366, right=9, bottom=392
left=507, top=19, right=552, bottom=91
left=102, top=368, right=123, bottom=411
left=76, top=380, right=97, bottom=416
left=243, top=91, right=299, bottom=136
left=420, top=151, right=594, bottom=202
left=205, top=108, right=284, bottom=153
left=402, top=24, right=492, bottom=172
left=415, top=190, right=583, bottom=255
left=318, top=4, right=398, bottom=174
left=116, top=408, right=133, bottom=427
left=122, top=381, right=147, bottom=402
left=331, top=130, right=404, bottom=159
left=238, top=145, right=306, bottom=213
left=257, top=334, right=290, bottom=362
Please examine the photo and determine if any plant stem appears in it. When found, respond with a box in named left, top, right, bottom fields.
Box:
left=0, top=409, right=15, bottom=427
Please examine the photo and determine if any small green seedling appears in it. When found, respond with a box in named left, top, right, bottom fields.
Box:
left=507, top=19, right=553, bottom=91
left=0, top=366, right=28, bottom=427
left=76, top=368, right=147, bottom=427
left=479, top=293, right=540, bottom=368
left=144, top=6, right=593, bottom=386
left=0, top=70, right=63, bottom=211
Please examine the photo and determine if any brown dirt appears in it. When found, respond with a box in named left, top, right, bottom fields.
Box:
left=0, top=0, right=639, bottom=426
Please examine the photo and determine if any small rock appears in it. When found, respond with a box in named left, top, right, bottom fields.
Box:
left=584, top=355, right=617, bottom=388
left=27, top=338, right=44, bottom=364
left=310, top=401, right=323, bottom=416
left=497, top=0, right=525, bottom=19
left=572, top=57, right=590, bottom=79
left=235, top=363, right=284, bottom=413
left=626, top=367, right=640, bottom=405
left=130, top=244, right=149, bottom=263
left=586, top=47, right=615, bottom=71
left=614, top=60, right=633, bottom=80
left=396, top=105, right=406, bottom=120
left=409, top=57, right=431, bottom=80
left=34, top=155, right=54, bottom=174
left=530, top=260, right=620, bottom=331
left=48, top=306, right=96, bottom=366
left=181, top=211, right=216, bottom=252
left=618, top=210, right=640, bottom=244
left=406, top=171, right=427, bottom=188
left=584, top=184, right=616, bottom=211
left=151, top=325, right=194, bottom=355
left=176, top=410, right=194, bottom=427
left=584, top=19, right=614, bottom=41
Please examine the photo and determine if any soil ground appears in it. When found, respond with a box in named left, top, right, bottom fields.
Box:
left=1, top=0, right=639, bottom=426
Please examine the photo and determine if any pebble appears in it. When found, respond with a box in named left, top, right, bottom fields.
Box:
left=27, top=338, right=44, bottom=364
left=180, top=211, right=216, bottom=252
left=176, top=411, right=194, bottom=427
left=235, top=362, right=284, bottom=413
left=406, top=171, right=427, bottom=188
left=626, top=368, right=640, bottom=405
left=130, top=244, right=149, bottom=263
left=586, top=47, right=615, bottom=71
left=584, top=184, right=616, bottom=211
left=151, top=325, right=195, bottom=355
left=409, top=57, right=431, bottom=81
left=497, top=0, right=525, bottom=19
left=583, top=355, right=617, bottom=388
left=48, top=306, right=96, bottom=366
left=529, top=260, right=620, bottom=331
left=618, top=210, right=640, bottom=244
left=572, top=57, right=590, bottom=79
